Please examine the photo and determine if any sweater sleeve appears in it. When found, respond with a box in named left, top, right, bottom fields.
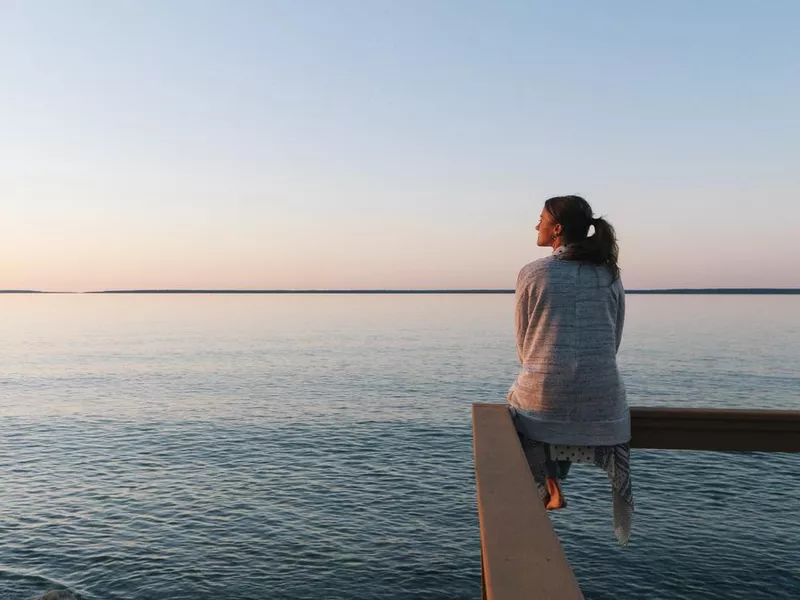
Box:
left=615, top=279, right=626, bottom=352
left=514, top=268, right=530, bottom=364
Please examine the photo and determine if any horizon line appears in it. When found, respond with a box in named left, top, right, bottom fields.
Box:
left=2, top=288, right=800, bottom=295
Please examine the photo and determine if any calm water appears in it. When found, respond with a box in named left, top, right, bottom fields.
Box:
left=1, top=294, right=798, bottom=599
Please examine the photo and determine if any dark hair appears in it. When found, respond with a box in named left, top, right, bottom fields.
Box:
left=544, top=195, right=620, bottom=281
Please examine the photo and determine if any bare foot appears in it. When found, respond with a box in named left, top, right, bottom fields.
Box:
left=545, top=477, right=565, bottom=510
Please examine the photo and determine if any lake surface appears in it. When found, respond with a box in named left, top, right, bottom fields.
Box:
left=1, top=294, right=798, bottom=599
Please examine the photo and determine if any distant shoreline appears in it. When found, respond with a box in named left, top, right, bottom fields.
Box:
left=3, top=288, right=799, bottom=295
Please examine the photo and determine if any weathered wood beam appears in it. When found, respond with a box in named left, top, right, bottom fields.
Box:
left=472, top=403, right=800, bottom=598
left=473, top=403, right=584, bottom=600
left=630, top=407, right=800, bottom=452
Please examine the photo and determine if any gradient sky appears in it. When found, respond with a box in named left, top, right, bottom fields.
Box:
left=2, top=1, right=799, bottom=291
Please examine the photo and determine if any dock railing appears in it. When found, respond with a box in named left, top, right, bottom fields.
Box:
left=472, top=403, right=800, bottom=600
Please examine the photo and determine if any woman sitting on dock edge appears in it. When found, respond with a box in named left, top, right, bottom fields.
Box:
left=508, top=194, right=633, bottom=544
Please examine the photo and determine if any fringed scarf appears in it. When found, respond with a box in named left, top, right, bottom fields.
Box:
left=511, top=409, right=634, bottom=545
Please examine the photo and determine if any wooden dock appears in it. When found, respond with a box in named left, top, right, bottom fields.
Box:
left=472, top=403, right=800, bottom=600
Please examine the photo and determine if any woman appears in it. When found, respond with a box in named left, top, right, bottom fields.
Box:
left=508, top=195, right=632, bottom=543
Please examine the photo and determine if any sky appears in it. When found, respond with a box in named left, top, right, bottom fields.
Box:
left=2, top=1, right=799, bottom=291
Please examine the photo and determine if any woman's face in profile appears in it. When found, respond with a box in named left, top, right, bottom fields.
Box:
left=536, top=208, right=561, bottom=247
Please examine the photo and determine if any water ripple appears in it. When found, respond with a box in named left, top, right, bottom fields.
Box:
left=1, top=294, right=798, bottom=598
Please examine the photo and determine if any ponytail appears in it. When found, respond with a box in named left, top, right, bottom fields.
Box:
left=544, top=195, right=621, bottom=281
left=575, top=217, right=620, bottom=282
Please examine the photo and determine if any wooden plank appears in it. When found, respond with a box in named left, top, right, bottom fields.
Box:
left=472, top=403, right=584, bottom=600
left=473, top=403, right=799, bottom=597
left=630, top=407, right=800, bottom=452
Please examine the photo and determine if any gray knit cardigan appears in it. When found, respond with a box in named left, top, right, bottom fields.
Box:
left=508, top=247, right=630, bottom=446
